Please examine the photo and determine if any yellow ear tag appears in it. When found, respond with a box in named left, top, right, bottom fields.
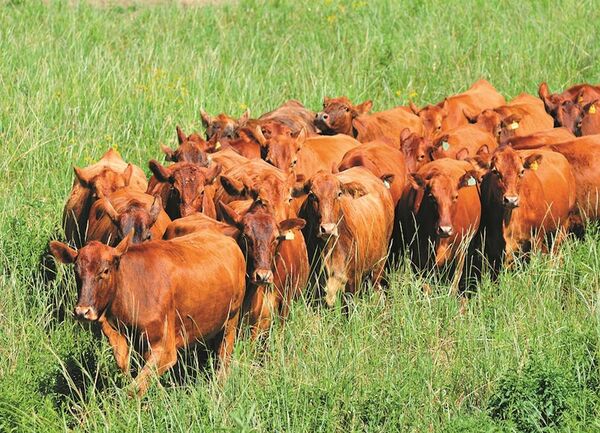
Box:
left=589, top=105, right=596, bottom=114
left=284, top=231, right=295, bottom=240
left=441, top=141, right=450, bottom=151
left=215, top=141, right=222, bottom=150
left=530, top=161, right=539, bottom=171
left=578, top=96, right=584, bottom=104
left=510, top=121, right=520, bottom=130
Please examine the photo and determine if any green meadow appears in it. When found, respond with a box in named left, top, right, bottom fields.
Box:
left=1, top=0, right=600, bottom=431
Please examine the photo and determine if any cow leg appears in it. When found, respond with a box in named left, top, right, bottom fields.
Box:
left=131, top=319, right=177, bottom=397
left=371, top=258, right=386, bottom=292
left=100, top=317, right=130, bottom=375
left=216, top=308, right=241, bottom=380
left=324, top=273, right=347, bottom=307
left=247, top=286, right=277, bottom=340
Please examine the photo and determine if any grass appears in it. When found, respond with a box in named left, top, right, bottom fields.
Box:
left=1, top=0, right=600, bottom=431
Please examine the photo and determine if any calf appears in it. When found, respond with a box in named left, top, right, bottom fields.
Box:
left=87, top=189, right=171, bottom=245
left=410, top=79, right=505, bottom=139
left=147, top=160, right=221, bottom=219
left=396, top=159, right=481, bottom=292
left=474, top=146, right=576, bottom=276
left=219, top=201, right=309, bottom=338
left=49, top=230, right=246, bottom=396
left=293, top=167, right=394, bottom=307
left=315, top=96, right=423, bottom=145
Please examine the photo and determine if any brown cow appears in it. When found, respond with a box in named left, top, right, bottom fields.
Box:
left=201, top=109, right=250, bottom=141
left=474, top=146, right=576, bottom=276
left=396, top=159, right=481, bottom=292
left=219, top=201, right=309, bottom=338
left=315, top=96, right=423, bottom=145
left=147, top=160, right=221, bottom=219
left=63, top=149, right=148, bottom=247
left=400, top=129, right=435, bottom=173
left=160, top=126, right=212, bottom=164
left=466, top=93, right=554, bottom=143
left=431, top=124, right=497, bottom=161
left=538, top=82, right=600, bottom=133
left=163, top=212, right=239, bottom=240
left=258, top=99, right=318, bottom=135
left=501, top=127, right=575, bottom=147
left=410, top=79, right=505, bottom=139
left=292, top=167, right=394, bottom=307
left=257, top=127, right=360, bottom=179
left=86, top=189, right=171, bottom=245
left=49, top=230, right=246, bottom=396
left=337, top=140, right=405, bottom=206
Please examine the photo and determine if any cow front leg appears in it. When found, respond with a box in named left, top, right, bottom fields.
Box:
left=216, top=308, right=241, bottom=380
left=100, top=317, right=130, bottom=375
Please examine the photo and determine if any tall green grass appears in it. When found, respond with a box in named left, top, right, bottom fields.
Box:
left=1, top=0, right=600, bottom=431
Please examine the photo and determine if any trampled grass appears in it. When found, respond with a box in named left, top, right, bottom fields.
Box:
left=1, top=0, right=600, bottom=431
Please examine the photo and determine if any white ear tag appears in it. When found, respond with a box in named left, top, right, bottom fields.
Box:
left=442, top=141, right=450, bottom=151
left=510, top=121, right=520, bottom=130
left=467, top=177, right=476, bottom=186
left=383, top=180, right=391, bottom=189
left=207, top=155, right=213, bottom=164
left=284, top=231, right=295, bottom=240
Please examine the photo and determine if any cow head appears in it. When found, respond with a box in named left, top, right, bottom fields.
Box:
left=315, top=96, right=372, bottom=136
left=292, top=171, right=367, bottom=239
left=259, top=126, right=306, bottom=173
left=160, top=126, right=212, bottom=163
left=201, top=109, right=250, bottom=141
left=49, top=233, right=132, bottom=321
left=149, top=160, right=221, bottom=218
left=484, top=146, right=543, bottom=209
left=409, top=168, right=479, bottom=238
left=74, top=165, right=133, bottom=199
left=219, top=201, right=304, bottom=285
left=400, top=128, right=433, bottom=173
left=410, top=100, right=447, bottom=139
left=96, top=196, right=162, bottom=244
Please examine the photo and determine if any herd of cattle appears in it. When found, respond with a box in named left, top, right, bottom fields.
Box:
left=48, top=79, right=600, bottom=395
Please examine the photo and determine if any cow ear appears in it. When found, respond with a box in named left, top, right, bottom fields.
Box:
left=148, top=196, right=162, bottom=224
left=278, top=218, right=306, bottom=235
left=295, top=128, right=307, bottom=150
left=408, top=173, right=426, bottom=190
left=583, top=99, right=599, bottom=114
left=97, top=198, right=119, bottom=224
left=455, top=148, right=469, bottom=161
left=502, top=114, right=522, bottom=127
left=381, top=174, right=394, bottom=189
left=538, top=82, right=557, bottom=114
left=200, top=109, right=212, bottom=128
left=122, top=164, right=133, bottom=187
left=114, top=229, right=132, bottom=257
left=219, top=175, right=246, bottom=197
left=161, top=144, right=176, bottom=162
left=341, top=181, right=368, bottom=198
left=477, top=144, right=490, bottom=156
left=467, top=155, right=491, bottom=179
left=463, top=108, right=478, bottom=123
left=239, top=108, right=250, bottom=126
left=176, top=126, right=186, bottom=145
left=291, top=181, right=310, bottom=198
left=458, top=170, right=479, bottom=188
left=49, top=241, right=77, bottom=264
left=149, top=160, right=171, bottom=183
left=218, top=201, right=243, bottom=229
left=323, top=96, right=331, bottom=106
left=440, top=98, right=450, bottom=114
left=409, top=101, right=420, bottom=115
left=254, top=125, right=268, bottom=147
left=353, top=100, right=373, bottom=116
left=399, top=128, right=414, bottom=148
left=524, top=153, right=543, bottom=170
left=331, top=162, right=339, bottom=174
left=74, top=166, right=91, bottom=187
left=205, top=163, right=222, bottom=184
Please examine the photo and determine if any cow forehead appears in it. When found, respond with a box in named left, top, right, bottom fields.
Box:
left=324, top=96, right=352, bottom=108
left=76, top=243, right=113, bottom=270
left=244, top=210, right=278, bottom=238
left=311, top=173, right=339, bottom=193
left=493, top=148, right=522, bottom=169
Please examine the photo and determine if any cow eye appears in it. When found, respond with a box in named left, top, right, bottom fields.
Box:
left=519, top=169, right=525, bottom=177
left=337, top=190, right=343, bottom=198
left=145, top=233, right=152, bottom=241
left=417, top=155, right=424, bottom=161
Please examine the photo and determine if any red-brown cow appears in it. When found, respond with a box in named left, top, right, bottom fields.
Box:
left=147, top=160, right=221, bottom=219
left=86, top=189, right=171, bottom=245
left=315, top=96, right=423, bottom=145
left=430, top=124, right=497, bottom=161
left=201, top=109, right=250, bottom=141
left=396, top=159, right=481, bottom=292
left=474, top=146, right=576, bottom=277
left=501, top=127, right=575, bottom=147
left=292, top=167, right=394, bottom=307
left=410, top=79, right=505, bottom=139
left=160, top=126, right=212, bottom=164
left=49, top=229, right=246, bottom=396
left=163, top=212, right=240, bottom=240
left=258, top=99, right=318, bottom=135
left=538, top=82, right=600, bottom=134
left=63, top=149, right=148, bottom=247
left=400, top=129, right=435, bottom=173
left=466, top=93, right=554, bottom=143
left=219, top=200, right=309, bottom=338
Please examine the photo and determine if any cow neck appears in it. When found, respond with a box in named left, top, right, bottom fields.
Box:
left=106, top=252, right=141, bottom=327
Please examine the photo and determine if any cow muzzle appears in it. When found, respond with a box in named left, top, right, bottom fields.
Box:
left=315, top=112, right=331, bottom=128
left=319, top=223, right=339, bottom=238
left=437, top=225, right=454, bottom=238
left=74, top=305, right=98, bottom=321
left=252, top=269, right=274, bottom=285
left=503, top=195, right=520, bottom=208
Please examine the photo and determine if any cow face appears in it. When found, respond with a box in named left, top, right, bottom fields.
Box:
left=400, top=128, right=433, bottom=173
left=49, top=234, right=131, bottom=321
left=260, top=127, right=306, bottom=173
left=161, top=127, right=211, bottom=164
left=409, top=169, right=479, bottom=238
left=74, top=165, right=133, bottom=199
left=488, top=147, right=543, bottom=209
left=553, top=101, right=584, bottom=135
left=293, top=172, right=367, bottom=239
left=98, top=196, right=162, bottom=244
left=219, top=201, right=305, bottom=285
left=315, top=97, right=372, bottom=136
left=410, top=101, right=447, bottom=139
left=201, top=110, right=250, bottom=141
left=149, top=160, right=221, bottom=218
left=467, top=109, right=502, bottom=137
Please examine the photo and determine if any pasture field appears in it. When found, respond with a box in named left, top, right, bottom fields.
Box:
left=1, top=0, right=600, bottom=431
